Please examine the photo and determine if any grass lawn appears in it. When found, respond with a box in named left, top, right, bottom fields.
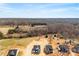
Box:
left=0, top=37, right=39, bottom=56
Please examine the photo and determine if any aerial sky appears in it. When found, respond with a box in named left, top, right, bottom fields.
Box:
left=0, top=3, right=79, bottom=18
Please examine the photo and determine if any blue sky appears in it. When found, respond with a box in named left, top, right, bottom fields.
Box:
left=0, top=3, right=79, bottom=18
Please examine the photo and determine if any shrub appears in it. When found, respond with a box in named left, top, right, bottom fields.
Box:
left=0, top=32, right=4, bottom=39
left=7, top=29, right=15, bottom=34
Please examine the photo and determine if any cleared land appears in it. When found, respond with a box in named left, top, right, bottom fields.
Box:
left=0, top=18, right=79, bottom=56
left=0, top=35, right=79, bottom=56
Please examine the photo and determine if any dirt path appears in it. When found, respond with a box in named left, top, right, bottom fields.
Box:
left=25, top=37, right=49, bottom=56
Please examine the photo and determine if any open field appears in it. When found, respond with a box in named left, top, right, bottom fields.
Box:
left=0, top=26, right=15, bottom=35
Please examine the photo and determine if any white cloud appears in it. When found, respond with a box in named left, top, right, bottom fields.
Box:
left=0, top=3, right=78, bottom=18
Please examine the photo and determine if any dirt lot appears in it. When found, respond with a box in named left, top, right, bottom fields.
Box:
left=25, top=36, right=49, bottom=56
left=0, top=36, right=79, bottom=56
left=24, top=36, right=79, bottom=56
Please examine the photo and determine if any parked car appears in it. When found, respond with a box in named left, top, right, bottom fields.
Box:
left=32, top=45, right=40, bottom=54
left=72, top=44, right=79, bottom=53
left=58, top=45, right=69, bottom=53
left=44, top=45, right=53, bottom=54
left=7, top=49, right=18, bottom=56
